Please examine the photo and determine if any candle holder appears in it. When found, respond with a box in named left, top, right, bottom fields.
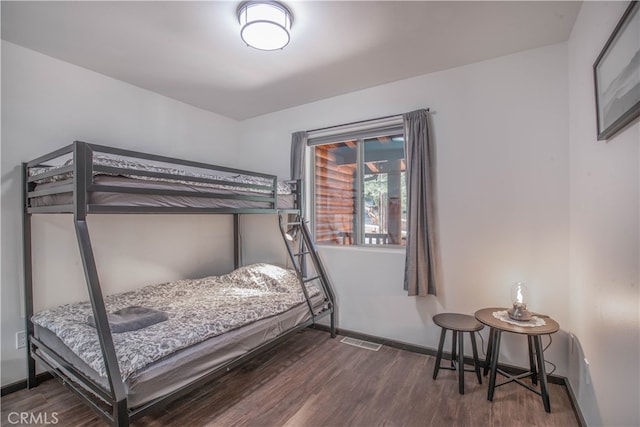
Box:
left=508, top=282, right=532, bottom=321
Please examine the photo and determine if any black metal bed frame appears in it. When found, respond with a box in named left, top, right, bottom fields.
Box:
left=22, top=141, right=336, bottom=426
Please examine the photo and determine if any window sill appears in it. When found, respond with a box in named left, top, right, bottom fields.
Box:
left=316, top=244, right=406, bottom=255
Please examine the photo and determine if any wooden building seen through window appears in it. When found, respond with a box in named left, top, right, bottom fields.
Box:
left=312, top=133, right=406, bottom=246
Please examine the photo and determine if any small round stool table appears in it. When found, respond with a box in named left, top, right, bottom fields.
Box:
left=432, top=313, right=484, bottom=395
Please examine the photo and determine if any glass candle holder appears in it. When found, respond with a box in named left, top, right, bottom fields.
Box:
left=507, top=282, right=532, bottom=321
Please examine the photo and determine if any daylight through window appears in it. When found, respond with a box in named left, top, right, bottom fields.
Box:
left=312, top=132, right=406, bottom=246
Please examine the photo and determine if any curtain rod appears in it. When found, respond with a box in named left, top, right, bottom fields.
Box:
left=306, top=108, right=429, bottom=134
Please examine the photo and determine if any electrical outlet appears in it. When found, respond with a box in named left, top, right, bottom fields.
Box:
left=15, top=331, right=27, bottom=349
left=584, top=357, right=591, bottom=385
left=569, top=333, right=575, bottom=354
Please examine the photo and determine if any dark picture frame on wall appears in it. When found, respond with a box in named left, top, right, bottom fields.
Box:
left=593, top=1, right=640, bottom=141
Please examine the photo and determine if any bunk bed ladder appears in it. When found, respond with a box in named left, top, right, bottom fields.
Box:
left=278, top=213, right=336, bottom=338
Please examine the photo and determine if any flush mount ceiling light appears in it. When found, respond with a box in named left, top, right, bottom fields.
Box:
left=237, top=1, right=293, bottom=51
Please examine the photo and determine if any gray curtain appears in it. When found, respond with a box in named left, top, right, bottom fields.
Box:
left=403, top=109, right=439, bottom=296
left=290, top=131, right=308, bottom=180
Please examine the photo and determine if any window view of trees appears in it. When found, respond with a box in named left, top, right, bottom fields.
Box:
left=313, top=134, right=406, bottom=246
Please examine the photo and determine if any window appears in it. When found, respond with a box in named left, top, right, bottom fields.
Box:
left=312, top=132, right=406, bottom=246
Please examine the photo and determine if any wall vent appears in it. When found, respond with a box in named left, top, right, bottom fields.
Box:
left=340, top=336, right=382, bottom=351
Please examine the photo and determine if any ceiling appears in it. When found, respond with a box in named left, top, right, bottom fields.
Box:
left=1, top=1, right=581, bottom=121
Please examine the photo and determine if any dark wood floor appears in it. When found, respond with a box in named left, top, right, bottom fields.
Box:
left=2, top=328, right=579, bottom=427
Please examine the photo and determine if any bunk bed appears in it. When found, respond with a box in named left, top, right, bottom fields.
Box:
left=22, top=141, right=336, bottom=426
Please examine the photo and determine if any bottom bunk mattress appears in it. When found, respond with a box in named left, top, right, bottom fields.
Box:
left=31, top=263, right=324, bottom=408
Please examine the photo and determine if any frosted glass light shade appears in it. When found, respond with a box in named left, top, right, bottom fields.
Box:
left=237, top=1, right=292, bottom=51
left=511, top=282, right=529, bottom=305
left=508, top=281, right=532, bottom=321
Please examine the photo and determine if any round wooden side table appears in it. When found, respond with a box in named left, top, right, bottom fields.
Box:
left=475, top=307, right=559, bottom=412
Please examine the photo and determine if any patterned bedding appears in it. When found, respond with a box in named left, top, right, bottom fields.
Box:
left=32, top=264, right=317, bottom=381
left=29, top=154, right=292, bottom=195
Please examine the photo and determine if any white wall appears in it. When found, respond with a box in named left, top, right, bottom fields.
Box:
left=240, top=43, right=571, bottom=373
left=568, top=2, right=640, bottom=426
left=1, top=41, right=242, bottom=385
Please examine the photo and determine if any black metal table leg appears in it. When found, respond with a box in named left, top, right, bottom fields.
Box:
left=528, top=335, right=538, bottom=385
left=487, top=329, right=502, bottom=401
left=534, top=335, right=551, bottom=412
left=451, top=330, right=457, bottom=368
left=484, top=328, right=494, bottom=376
left=433, top=328, right=447, bottom=379
left=470, top=331, right=482, bottom=384
left=458, top=331, right=465, bottom=394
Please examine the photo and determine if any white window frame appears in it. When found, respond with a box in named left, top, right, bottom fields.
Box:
left=308, top=116, right=405, bottom=247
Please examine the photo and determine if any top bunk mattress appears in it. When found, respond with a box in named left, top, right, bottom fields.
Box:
left=30, top=175, right=295, bottom=210
left=26, top=143, right=298, bottom=212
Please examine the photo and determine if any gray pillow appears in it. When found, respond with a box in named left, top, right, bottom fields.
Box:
left=87, top=306, right=168, bottom=333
